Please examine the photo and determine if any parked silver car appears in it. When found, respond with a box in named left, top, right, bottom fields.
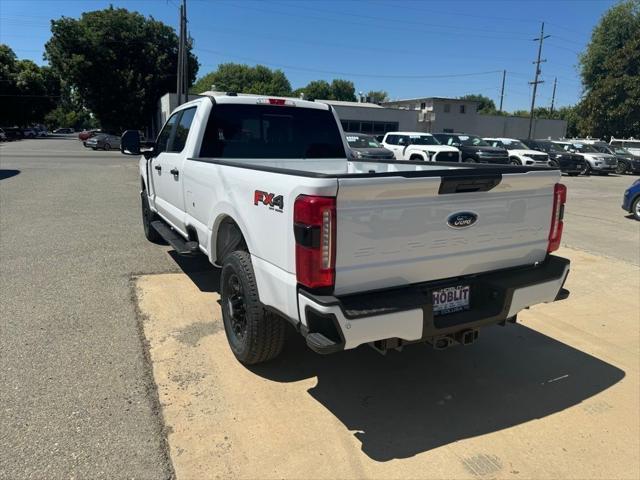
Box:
left=85, top=133, right=121, bottom=151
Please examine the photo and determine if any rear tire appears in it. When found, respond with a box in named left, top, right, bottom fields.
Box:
left=104, top=143, right=111, bottom=151
left=463, top=157, right=476, bottom=163
left=221, top=251, right=285, bottom=365
left=567, top=172, right=580, bottom=176
left=141, top=190, right=162, bottom=243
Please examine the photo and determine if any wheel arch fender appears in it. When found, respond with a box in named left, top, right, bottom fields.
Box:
left=209, top=203, right=253, bottom=266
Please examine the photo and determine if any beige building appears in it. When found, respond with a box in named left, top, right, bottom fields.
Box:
left=382, top=97, right=567, bottom=139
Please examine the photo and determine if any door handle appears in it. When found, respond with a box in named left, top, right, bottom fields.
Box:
left=170, top=168, right=179, bottom=176
left=154, top=165, right=162, bottom=171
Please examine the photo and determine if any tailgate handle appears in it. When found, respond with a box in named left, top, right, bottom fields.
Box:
left=439, top=175, right=501, bottom=194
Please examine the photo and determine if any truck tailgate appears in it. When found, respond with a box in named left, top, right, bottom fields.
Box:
left=334, top=170, right=559, bottom=295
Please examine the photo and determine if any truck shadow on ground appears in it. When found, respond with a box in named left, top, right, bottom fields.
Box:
left=168, top=251, right=625, bottom=462
left=253, top=324, right=625, bottom=462
left=0, top=169, right=20, bottom=181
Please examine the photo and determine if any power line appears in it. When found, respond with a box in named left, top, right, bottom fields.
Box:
left=194, top=47, right=503, bottom=79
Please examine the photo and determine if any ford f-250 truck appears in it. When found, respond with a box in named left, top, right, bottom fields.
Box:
left=121, top=94, right=570, bottom=365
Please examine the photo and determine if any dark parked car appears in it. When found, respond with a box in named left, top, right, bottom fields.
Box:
left=344, top=132, right=394, bottom=160
left=622, top=179, right=640, bottom=220
left=592, top=143, right=640, bottom=175
left=520, top=139, right=586, bottom=176
left=433, top=133, right=509, bottom=164
left=53, top=127, right=74, bottom=134
left=1, top=127, right=23, bottom=140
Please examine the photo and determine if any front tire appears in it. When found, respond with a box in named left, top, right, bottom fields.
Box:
left=615, top=161, right=628, bottom=175
left=141, top=190, right=162, bottom=243
left=632, top=197, right=640, bottom=221
left=568, top=172, right=580, bottom=176
left=103, top=143, right=111, bottom=151
left=509, top=157, right=521, bottom=165
left=221, top=251, right=285, bottom=365
left=463, top=157, right=476, bottom=163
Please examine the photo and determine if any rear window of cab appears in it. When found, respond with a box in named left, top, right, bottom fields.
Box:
left=199, top=104, right=346, bottom=159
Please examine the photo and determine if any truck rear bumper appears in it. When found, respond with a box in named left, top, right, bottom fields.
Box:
left=298, top=255, right=570, bottom=353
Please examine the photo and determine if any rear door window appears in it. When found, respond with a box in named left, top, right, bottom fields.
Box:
left=199, top=104, right=345, bottom=159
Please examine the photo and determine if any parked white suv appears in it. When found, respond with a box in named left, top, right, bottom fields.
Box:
left=483, top=137, right=550, bottom=166
left=610, top=137, right=640, bottom=157
left=119, top=94, right=570, bottom=365
left=382, top=132, right=461, bottom=162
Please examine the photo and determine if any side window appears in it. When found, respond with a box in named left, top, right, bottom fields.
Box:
left=169, top=107, right=196, bottom=153
left=156, top=112, right=179, bottom=153
left=397, top=136, right=407, bottom=146
left=386, top=135, right=397, bottom=145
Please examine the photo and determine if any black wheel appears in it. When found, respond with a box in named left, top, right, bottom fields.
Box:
left=91, top=147, right=97, bottom=150
left=548, top=160, right=559, bottom=168
left=463, top=157, right=476, bottom=163
left=615, top=161, right=628, bottom=175
left=584, top=163, right=592, bottom=176
left=509, top=157, right=521, bottom=165
left=103, top=143, right=111, bottom=151
left=632, top=197, right=640, bottom=221
left=567, top=172, right=580, bottom=176
left=221, top=251, right=285, bottom=365
left=141, top=190, right=162, bottom=243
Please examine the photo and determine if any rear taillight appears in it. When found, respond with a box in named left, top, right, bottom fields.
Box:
left=294, top=195, right=336, bottom=289
left=548, top=183, right=567, bottom=252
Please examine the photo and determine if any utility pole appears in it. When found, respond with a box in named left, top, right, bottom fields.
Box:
left=550, top=77, right=557, bottom=114
left=528, top=22, right=550, bottom=139
left=499, top=69, right=506, bottom=112
left=176, top=0, right=188, bottom=106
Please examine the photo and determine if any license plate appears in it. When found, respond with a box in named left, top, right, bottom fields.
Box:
left=432, top=285, right=470, bottom=315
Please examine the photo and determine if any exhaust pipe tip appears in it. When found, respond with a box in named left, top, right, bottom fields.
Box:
left=431, top=336, right=454, bottom=350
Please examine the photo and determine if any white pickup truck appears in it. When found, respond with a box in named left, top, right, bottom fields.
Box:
left=381, top=132, right=461, bottom=162
left=121, top=94, right=570, bottom=365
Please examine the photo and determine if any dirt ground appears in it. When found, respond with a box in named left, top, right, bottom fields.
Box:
left=134, top=247, right=639, bottom=480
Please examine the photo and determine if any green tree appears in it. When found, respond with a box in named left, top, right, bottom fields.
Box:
left=0, top=45, right=60, bottom=126
left=296, top=78, right=356, bottom=101
left=191, top=63, right=291, bottom=96
left=330, top=79, right=356, bottom=101
left=301, top=80, right=332, bottom=99
left=366, top=90, right=388, bottom=103
left=578, top=0, right=640, bottom=137
left=45, top=7, right=198, bottom=131
left=460, top=94, right=498, bottom=114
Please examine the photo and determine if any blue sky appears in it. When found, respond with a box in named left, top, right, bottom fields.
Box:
left=0, top=0, right=616, bottom=111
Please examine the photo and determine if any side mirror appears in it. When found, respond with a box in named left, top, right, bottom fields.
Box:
left=121, top=130, right=141, bottom=155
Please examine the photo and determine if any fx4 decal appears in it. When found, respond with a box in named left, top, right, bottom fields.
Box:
left=254, top=190, right=284, bottom=213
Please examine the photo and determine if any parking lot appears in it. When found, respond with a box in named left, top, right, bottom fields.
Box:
left=1, top=137, right=639, bottom=479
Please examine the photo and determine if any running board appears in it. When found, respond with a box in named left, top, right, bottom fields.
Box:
left=305, top=333, right=342, bottom=355
left=150, top=221, right=200, bottom=256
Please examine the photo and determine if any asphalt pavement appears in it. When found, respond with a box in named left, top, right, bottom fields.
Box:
left=1, top=137, right=177, bottom=479
left=0, top=137, right=638, bottom=478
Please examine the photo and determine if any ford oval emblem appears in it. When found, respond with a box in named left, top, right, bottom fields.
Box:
left=447, top=212, right=478, bottom=229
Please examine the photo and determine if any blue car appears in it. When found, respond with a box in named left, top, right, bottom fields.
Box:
left=622, top=179, right=640, bottom=220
